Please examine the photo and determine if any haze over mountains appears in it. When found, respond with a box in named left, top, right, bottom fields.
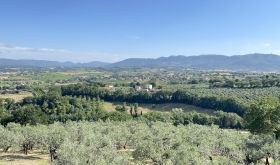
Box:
left=0, top=59, right=109, bottom=68
left=0, top=53, right=279, bottom=72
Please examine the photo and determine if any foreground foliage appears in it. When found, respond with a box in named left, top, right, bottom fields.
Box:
left=0, top=121, right=279, bottom=165
left=245, top=97, right=280, bottom=137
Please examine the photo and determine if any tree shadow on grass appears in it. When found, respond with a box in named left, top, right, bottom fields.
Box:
left=0, top=155, right=43, bottom=161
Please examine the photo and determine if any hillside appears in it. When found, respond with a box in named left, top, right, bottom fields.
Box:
left=0, top=53, right=280, bottom=72
left=0, top=58, right=110, bottom=68
left=109, top=54, right=280, bottom=72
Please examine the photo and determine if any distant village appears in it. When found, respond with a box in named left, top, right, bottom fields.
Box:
left=106, top=83, right=154, bottom=92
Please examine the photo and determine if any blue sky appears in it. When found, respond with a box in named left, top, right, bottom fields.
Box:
left=0, top=0, right=280, bottom=62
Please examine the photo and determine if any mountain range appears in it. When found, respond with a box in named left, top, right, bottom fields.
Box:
left=0, top=59, right=109, bottom=68
left=1, top=53, right=280, bottom=72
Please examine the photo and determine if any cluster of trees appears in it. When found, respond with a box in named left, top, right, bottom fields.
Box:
left=0, top=93, right=243, bottom=129
left=1, top=84, right=279, bottom=131
left=1, top=83, right=279, bottom=130
left=61, top=84, right=249, bottom=116
left=210, top=75, right=280, bottom=88
left=1, top=121, right=279, bottom=164
left=142, top=111, right=244, bottom=129
left=244, top=97, right=280, bottom=138
left=0, top=99, right=136, bottom=126
left=0, top=87, right=133, bottom=125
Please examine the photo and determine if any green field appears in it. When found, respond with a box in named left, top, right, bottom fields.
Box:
left=103, top=102, right=214, bottom=114
left=140, top=103, right=214, bottom=114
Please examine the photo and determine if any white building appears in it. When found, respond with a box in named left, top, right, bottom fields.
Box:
left=145, top=84, right=153, bottom=90
left=135, top=86, right=142, bottom=91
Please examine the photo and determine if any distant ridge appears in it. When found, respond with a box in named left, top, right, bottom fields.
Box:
left=109, top=54, right=280, bottom=72
left=0, top=58, right=110, bottom=68
left=0, top=54, right=280, bottom=72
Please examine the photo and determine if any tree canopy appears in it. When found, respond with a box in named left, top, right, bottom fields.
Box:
left=245, top=97, right=280, bottom=135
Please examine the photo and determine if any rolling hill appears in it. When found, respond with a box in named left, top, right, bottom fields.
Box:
left=0, top=58, right=110, bottom=68
left=0, top=53, right=280, bottom=72
left=109, top=54, right=280, bottom=72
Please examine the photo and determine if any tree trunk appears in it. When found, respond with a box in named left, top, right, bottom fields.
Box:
left=245, top=154, right=253, bottom=164
left=50, top=148, right=57, bottom=162
left=266, top=157, right=270, bottom=165
left=4, top=146, right=10, bottom=152
left=50, top=149, right=53, bottom=162
left=25, top=146, right=28, bottom=155
left=23, top=144, right=28, bottom=155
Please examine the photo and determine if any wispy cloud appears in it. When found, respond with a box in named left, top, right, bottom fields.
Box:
left=263, top=43, right=271, bottom=47
left=0, top=43, right=69, bottom=53
left=0, top=43, right=123, bottom=62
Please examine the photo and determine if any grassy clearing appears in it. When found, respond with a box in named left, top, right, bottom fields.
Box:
left=103, top=102, right=150, bottom=114
left=103, top=102, right=119, bottom=112
left=103, top=102, right=214, bottom=114
left=0, top=91, right=33, bottom=102
left=0, top=151, right=49, bottom=165
left=27, top=72, right=73, bottom=82
left=140, top=103, right=214, bottom=114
